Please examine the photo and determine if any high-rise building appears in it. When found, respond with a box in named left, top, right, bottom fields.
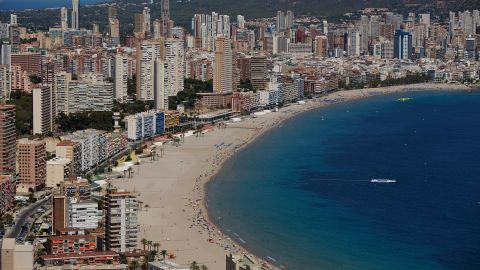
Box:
left=286, top=10, right=294, bottom=29
left=54, top=73, right=113, bottom=114
left=322, top=20, right=328, bottom=34
left=213, top=37, right=233, bottom=93
left=71, top=0, right=79, bottom=30
left=52, top=195, right=67, bottom=232
left=105, top=188, right=139, bottom=252
left=419, top=13, right=431, bottom=28
left=108, top=5, right=117, bottom=19
left=108, top=18, right=120, bottom=43
left=0, top=174, right=16, bottom=217
left=67, top=199, right=99, bottom=229
left=0, top=44, right=11, bottom=66
left=61, top=129, right=107, bottom=173
left=10, top=14, right=18, bottom=26
left=237, top=15, right=245, bottom=29
left=0, top=65, right=10, bottom=102
left=394, top=28, right=413, bottom=60
left=154, top=39, right=185, bottom=110
left=16, top=139, right=46, bottom=193
left=143, top=7, right=151, bottom=35
left=276, top=11, right=285, bottom=31
left=0, top=105, right=16, bottom=173
left=161, top=0, right=170, bottom=38
left=136, top=41, right=162, bottom=101
left=114, top=55, right=129, bottom=102
left=134, top=13, right=145, bottom=34
left=347, top=30, right=360, bottom=57
left=315, top=35, right=328, bottom=57
left=61, top=7, right=68, bottom=30
left=33, top=86, right=55, bottom=135
left=250, top=56, right=267, bottom=91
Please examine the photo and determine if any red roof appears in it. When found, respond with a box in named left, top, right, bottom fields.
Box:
left=57, top=140, right=79, bottom=146
left=42, top=251, right=118, bottom=260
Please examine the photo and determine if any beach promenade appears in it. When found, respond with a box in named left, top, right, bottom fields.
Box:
left=113, top=83, right=471, bottom=270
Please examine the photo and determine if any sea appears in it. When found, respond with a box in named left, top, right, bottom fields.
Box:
left=1, top=0, right=109, bottom=10
left=207, top=90, right=480, bottom=270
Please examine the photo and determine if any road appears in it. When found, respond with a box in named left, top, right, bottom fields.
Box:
left=4, top=196, right=50, bottom=240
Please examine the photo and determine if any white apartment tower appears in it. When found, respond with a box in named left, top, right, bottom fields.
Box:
left=61, top=7, right=68, bottom=30
left=0, top=65, right=10, bottom=102
left=154, top=39, right=185, bottom=110
left=237, top=15, right=245, bottom=29
left=136, top=41, right=162, bottom=101
left=71, top=0, right=79, bottom=30
left=114, top=55, right=129, bottom=102
left=33, top=86, right=54, bottom=135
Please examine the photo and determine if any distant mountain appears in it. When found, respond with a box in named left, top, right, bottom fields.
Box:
left=1, top=0, right=477, bottom=35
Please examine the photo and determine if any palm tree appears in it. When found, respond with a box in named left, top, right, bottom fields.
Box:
left=161, top=249, right=167, bottom=261
left=190, top=261, right=199, bottom=270
left=153, top=242, right=160, bottom=253
left=141, top=238, right=147, bottom=250
left=201, top=265, right=208, bottom=270
left=147, top=240, right=153, bottom=251
left=129, top=260, right=139, bottom=270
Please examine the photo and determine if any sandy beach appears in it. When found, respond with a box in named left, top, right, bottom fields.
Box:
left=113, top=83, right=472, bottom=270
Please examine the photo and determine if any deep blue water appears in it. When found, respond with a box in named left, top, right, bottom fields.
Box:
left=1, top=0, right=109, bottom=10
left=207, top=90, right=480, bottom=270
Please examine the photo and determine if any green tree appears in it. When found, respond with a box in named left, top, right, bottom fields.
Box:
left=190, top=261, right=200, bottom=270
left=141, top=238, right=147, bottom=250
left=161, top=249, right=167, bottom=261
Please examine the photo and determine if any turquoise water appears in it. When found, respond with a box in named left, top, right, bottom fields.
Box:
left=207, top=90, right=480, bottom=270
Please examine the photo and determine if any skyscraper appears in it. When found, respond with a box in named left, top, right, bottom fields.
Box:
left=114, top=54, right=129, bottom=102
left=71, top=0, right=79, bottom=30
left=0, top=105, right=16, bottom=173
left=276, top=11, right=285, bottom=31
left=250, top=56, right=267, bottom=91
left=394, top=28, right=413, bottom=60
left=286, top=11, right=294, bottom=29
left=161, top=0, right=170, bottom=38
left=213, top=37, right=233, bottom=93
left=33, top=86, right=55, bottom=135
left=134, top=13, right=145, bottom=34
left=154, top=39, right=185, bottom=110
left=143, top=7, right=151, bottom=36
left=136, top=41, right=162, bottom=101
left=237, top=15, right=245, bottom=29
left=0, top=65, right=10, bottom=102
left=108, top=5, right=117, bottom=19
left=60, top=7, right=68, bottom=30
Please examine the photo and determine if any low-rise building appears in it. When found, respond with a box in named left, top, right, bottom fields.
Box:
left=46, top=157, right=71, bottom=188
left=41, top=251, right=119, bottom=267
left=56, top=140, right=82, bottom=177
left=1, top=238, right=34, bottom=270
left=148, top=260, right=190, bottom=270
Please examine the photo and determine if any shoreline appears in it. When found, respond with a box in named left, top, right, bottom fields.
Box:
left=114, top=83, right=473, bottom=270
